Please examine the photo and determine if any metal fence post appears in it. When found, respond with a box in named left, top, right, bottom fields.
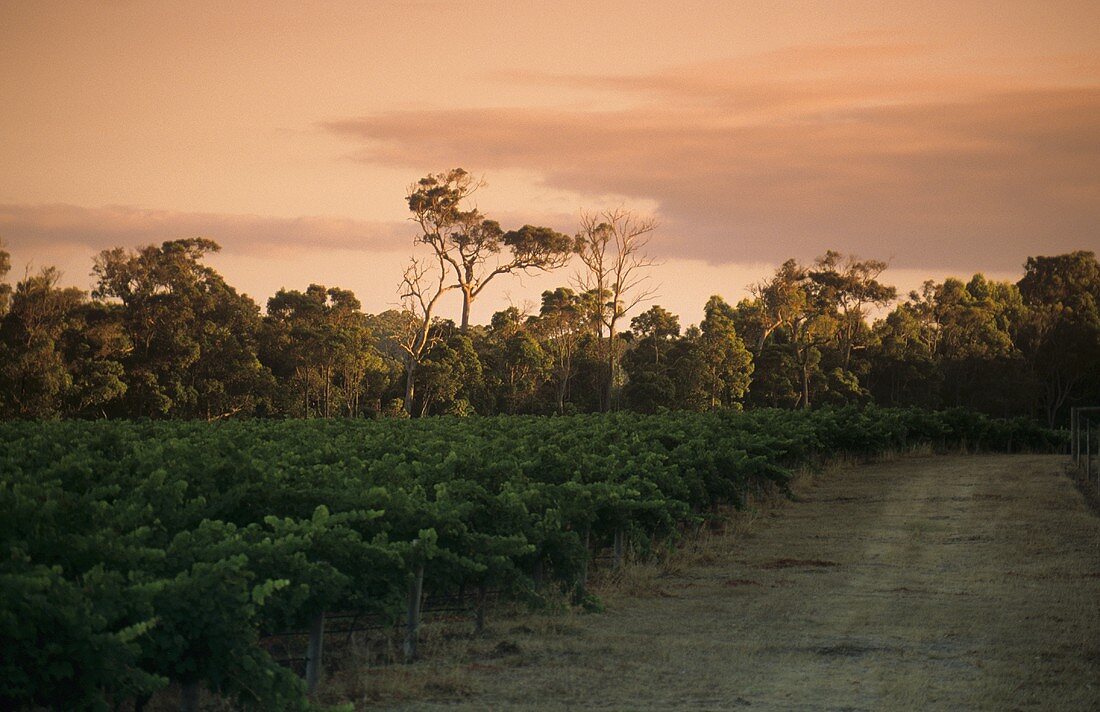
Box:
left=1090, top=419, right=1095, bottom=482
left=1086, top=418, right=1095, bottom=490
left=1078, top=408, right=1083, bottom=465
left=1071, top=408, right=1100, bottom=471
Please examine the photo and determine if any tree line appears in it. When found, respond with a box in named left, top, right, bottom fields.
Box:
left=1, top=169, right=1097, bottom=426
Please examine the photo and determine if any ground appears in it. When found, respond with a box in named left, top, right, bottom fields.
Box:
left=355, top=455, right=1100, bottom=711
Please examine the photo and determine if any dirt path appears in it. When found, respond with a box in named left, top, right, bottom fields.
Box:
left=384, top=455, right=1100, bottom=711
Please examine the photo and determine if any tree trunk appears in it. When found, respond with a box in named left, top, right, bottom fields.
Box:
left=323, top=365, right=331, bottom=418
left=604, top=328, right=616, bottom=412
left=1045, top=371, right=1075, bottom=429
left=403, top=359, right=416, bottom=415
left=302, top=368, right=310, bottom=418
left=605, top=355, right=614, bottom=412
left=460, top=287, right=473, bottom=332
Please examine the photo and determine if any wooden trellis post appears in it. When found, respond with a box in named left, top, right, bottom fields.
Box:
left=305, top=610, right=325, bottom=694
left=403, top=565, right=425, bottom=662
left=475, top=582, right=487, bottom=634
left=180, top=681, right=199, bottom=712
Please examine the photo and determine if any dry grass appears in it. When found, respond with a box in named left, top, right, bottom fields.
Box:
left=301, top=461, right=843, bottom=710
left=322, top=660, right=476, bottom=707
left=287, top=471, right=812, bottom=710
left=151, top=453, right=1100, bottom=710
left=369, top=454, right=1100, bottom=711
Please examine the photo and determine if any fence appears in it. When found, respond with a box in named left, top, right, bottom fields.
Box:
left=262, top=584, right=499, bottom=694
left=260, top=527, right=630, bottom=697
left=1070, top=407, right=1100, bottom=486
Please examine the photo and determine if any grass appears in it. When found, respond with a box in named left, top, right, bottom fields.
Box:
left=358, top=453, right=1100, bottom=711
left=150, top=449, right=1100, bottom=710
left=301, top=463, right=824, bottom=709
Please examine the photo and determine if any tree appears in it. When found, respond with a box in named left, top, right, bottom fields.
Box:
left=866, top=301, right=942, bottom=408
left=533, top=288, right=588, bottom=413
left=694, top=296, right=754, bottom=409
left=0, top=268, right=85, bottom=417
left=668, top=298, right=755, bottom=411
left=480, top=308, right=551, bottom=414
left=753, top=260, right=836, bottom=409
left=262, top=285, right=386, bottom=417
left=394, top=257, right=453, bottom=415
left=365, top=309, right=422, bottom=415
left=573, top=209, right=658, bottom=410
left=630, top=305, right=680, bottom=365
left=0, top=240, right=12, bottom=318
left=406, top=169, right=573, bottom=331
left=743, top=252, right=895, bottom=409
left=808, top=251, right=896, bottom=367
left=60, top=302, right=130, bottom=417
left=745, top=260, right=807, bottom=357
left=931, top=275, right=1034, bottom=416
left=1016, top=251, right=1100, bottom=426
left=621, top=305, right=681, bottom=412
left=414, top=333, right=482, bottom=416
left=92, top=238, right=271, bottom=419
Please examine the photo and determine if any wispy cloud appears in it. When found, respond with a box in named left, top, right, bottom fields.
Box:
left=325, top=44, right=1100, bottom=271
left=0, top=204, right=414, bottom=255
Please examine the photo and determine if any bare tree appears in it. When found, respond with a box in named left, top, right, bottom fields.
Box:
left=407, top=169, right=573, bottom=331
left=573, top=208, right=658, bottom=410
left=395, top=256, right=452, bottom=415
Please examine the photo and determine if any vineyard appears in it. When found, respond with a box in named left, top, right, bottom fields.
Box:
left=0, top=407, right=1064, bottom=710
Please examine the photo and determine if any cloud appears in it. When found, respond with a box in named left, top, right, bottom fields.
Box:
left=0, top=204, right=414, bottom=256
left=324, top=45, right=1100, bottom=272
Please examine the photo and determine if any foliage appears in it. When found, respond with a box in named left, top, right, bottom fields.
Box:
left=1, top=168, right=1097, bottom=423
left=90, top=239, right=273, bottom=419
left=406, top=169, right=572, bottom=331
left=0, top=407, right=1063, bottom=709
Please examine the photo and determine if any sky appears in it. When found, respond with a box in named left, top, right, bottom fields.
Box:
left=1, top=1, right=1098, bottom=325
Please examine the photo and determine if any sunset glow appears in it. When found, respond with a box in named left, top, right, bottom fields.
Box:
left=2, top=0, right=1097, bottom=323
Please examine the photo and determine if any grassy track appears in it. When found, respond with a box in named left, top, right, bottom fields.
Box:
left=375, top=455, right=1100, bottom=711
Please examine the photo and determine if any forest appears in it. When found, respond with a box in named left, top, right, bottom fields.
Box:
left=1, top=170, right=1097, bottom=427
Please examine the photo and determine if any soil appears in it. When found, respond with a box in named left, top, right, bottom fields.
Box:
left=373, top=454, right=1100, bottom=711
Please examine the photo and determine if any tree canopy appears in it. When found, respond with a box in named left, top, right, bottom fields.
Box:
left=1, top=174, right=1096, bottom=424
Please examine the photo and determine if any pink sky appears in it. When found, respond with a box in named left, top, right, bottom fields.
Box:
left=1, top=1, right=1097, bottom=324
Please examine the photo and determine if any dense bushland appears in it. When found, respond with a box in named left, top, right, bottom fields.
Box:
left=2, top=213, right=1098, bottom=426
